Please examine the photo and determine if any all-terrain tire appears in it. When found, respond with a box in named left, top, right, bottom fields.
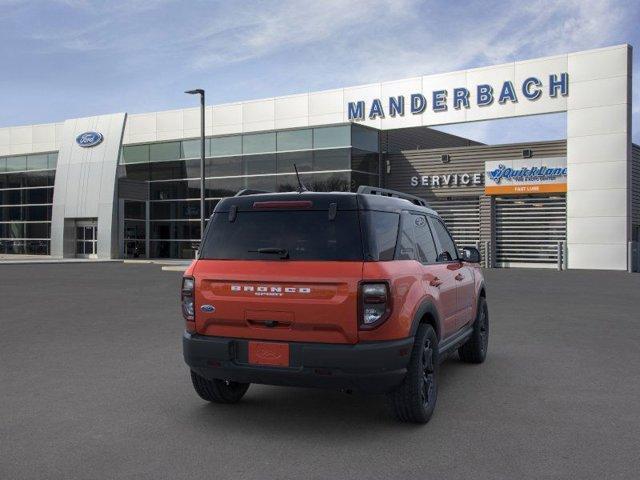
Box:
left=458, top=297, right=489, bottom=364
left=386, top=324, right=438, bottom=424
left=190, top=370, right=250, bottom=404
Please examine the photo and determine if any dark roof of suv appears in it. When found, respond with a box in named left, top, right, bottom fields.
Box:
left=214, top=191, right=439, bottom=216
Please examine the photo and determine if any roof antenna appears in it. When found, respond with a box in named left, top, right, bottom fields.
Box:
left=293, top=163, right=308, bottom=193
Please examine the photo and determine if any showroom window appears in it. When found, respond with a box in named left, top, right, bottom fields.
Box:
left=243, top=132, right=276, bottom=154
left=313, top=126, right=350, bottom=149
left=0, top=152, right=57, bottom=255
left=119, top=124, right=380, bottom=259
left=150, top=142, right=181, bottom=162
left=211, top=136, right=242, bottom=157
left=277, top=129, right=312, bottom=151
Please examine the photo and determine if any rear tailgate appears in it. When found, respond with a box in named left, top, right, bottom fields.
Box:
left=194, top=260, right=363, bottom=344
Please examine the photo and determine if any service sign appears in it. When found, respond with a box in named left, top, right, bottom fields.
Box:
left=484, top=157, right=567, bottom=195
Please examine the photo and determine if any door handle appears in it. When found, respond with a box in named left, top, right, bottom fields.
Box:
left=429, top=277, right=443, bottom=287
left=455, top=273, right=464, bottom=281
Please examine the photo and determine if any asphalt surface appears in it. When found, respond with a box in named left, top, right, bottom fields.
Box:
left=1, top=263, right=639, bottom=480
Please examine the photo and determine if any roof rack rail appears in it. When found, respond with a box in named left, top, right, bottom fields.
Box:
left=234, top=189, right=269, bottom=197
left=357, top=185, right=428, bottom=207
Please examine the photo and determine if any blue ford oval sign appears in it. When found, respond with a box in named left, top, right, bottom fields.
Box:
left=76, top=131, right=103, bottom=148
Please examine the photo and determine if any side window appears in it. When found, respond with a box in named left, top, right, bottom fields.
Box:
left=428, top=217, right=458, bottom=262
left=412, top=214, right=438, bottom=264
left=363, top=211, right=400, bottom=261
left=395, top=213, right=416, bottom=260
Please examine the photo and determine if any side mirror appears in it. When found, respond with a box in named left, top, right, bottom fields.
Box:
left=436, top=251, right=453, bottom=262
left=461, top=247, right=481, bottom=264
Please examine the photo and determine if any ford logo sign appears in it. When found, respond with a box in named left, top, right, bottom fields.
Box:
left=200, top=304, right=215, bottom=313
left=76, top=131, right=103, bottom=148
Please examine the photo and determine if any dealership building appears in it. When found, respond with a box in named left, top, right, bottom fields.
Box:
left=0, top=44, right=638, bottom=271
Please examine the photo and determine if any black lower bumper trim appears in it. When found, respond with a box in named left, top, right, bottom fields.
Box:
left=183, top=332, right=414, bottom=394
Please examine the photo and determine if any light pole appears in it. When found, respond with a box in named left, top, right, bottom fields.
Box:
left=185, top=89, right=206, bottom=245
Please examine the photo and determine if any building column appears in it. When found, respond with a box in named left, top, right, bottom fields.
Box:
left=566, top=45, right=632, bottom=270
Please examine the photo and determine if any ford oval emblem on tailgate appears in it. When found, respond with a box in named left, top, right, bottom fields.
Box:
left=200, top=304, right=215, bottom=313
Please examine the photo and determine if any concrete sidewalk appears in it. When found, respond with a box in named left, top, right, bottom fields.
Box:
left=0, top=256, right=192, bottom=267
left=123, top=259, right=192, bottom=271
left=0, top=255, right=121, bottom=265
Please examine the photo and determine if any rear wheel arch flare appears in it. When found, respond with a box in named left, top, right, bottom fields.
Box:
left=477, top=285, right=487, bottom=318
left=421, top=312, right=440, bottom=341
left=411, top=301, right=441, bottom=341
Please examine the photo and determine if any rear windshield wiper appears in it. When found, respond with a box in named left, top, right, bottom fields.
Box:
left=248, top=247, right=290, bottom=259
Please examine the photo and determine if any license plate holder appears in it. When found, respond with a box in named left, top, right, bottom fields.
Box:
left=248, top=341, right=290, bottom=367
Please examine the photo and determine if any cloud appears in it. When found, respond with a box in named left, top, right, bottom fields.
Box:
left=16, top=0, right=634, bottom=80
left=433, top=113, right=567, bottom=145
left=1, top=0, right=638, bottom=142
left=188, top=0, right=415, bottom=70
left=338, top=0, right=631, bottom=84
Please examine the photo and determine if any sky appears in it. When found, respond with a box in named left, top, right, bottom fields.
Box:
left=0, top=0, right=638, bottom=144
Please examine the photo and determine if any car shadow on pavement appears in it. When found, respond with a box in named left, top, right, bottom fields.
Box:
left=182, top=357, right=467, bottom=434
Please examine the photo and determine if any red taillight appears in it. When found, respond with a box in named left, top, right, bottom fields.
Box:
left=181, top=276, right=195, bottom=321
left=359, top=282, right=392, bottom=330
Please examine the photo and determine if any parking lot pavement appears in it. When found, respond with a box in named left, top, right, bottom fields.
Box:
left=1, top=263, right=639, bottom=480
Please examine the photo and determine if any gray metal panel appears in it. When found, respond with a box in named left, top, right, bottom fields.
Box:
left=50, top=113, right=126, bottom=259
left=427, top=197, right=480, bottom=248
left=632, top=143, right=640, bottom=231
left=381, top=126, right=482, bottom=154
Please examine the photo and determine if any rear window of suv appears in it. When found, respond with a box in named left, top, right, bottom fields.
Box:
left=200, top=210, right=364, bottom=261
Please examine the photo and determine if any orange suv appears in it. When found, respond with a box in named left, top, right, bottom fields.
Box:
left=182, top=186, right=488, bottom=423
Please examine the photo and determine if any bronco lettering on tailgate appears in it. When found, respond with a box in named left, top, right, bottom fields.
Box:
left=230, top=285, right=311, bottom=297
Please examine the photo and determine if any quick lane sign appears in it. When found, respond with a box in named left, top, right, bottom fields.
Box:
left=485, top=157, right=567, bottom=195
left=348, top=73, right=569, bottom=120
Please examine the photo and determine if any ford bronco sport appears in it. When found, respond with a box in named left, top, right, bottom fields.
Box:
left=182, top=186, right=488, bottom=423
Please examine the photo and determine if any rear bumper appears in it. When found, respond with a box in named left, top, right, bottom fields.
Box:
left=183, top=332, right=414, bottom=394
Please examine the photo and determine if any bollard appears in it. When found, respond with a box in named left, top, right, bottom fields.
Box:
left=484, top=241, right=490, bottom=269
left=557, top=241, right=563, bottom=271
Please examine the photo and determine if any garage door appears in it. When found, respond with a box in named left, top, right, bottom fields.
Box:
left=495, top=195, right=566, bottom=267
left=428, top=197, right=480, bottom=248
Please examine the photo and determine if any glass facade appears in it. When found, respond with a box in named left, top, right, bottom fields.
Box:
left=0, top=152, right=57, bottom=255
left=119, top=124, right=380, bottom=259
left=123, top=200, right=146, bottom=259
